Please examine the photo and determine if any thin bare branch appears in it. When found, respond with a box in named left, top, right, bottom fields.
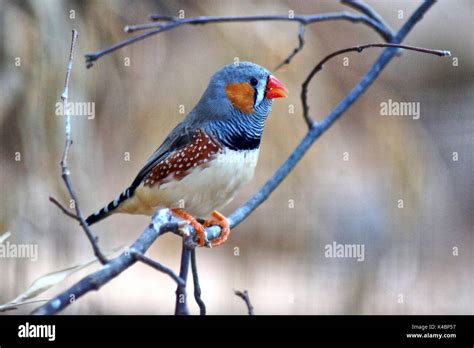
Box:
left=60, top=30, right=77, bottom=171
left=191, top=249, right=206, bottom=315
left=234, top=290, right=254, bottom=315
left=341, top=0, right=393, bottom=35
left=175, top=243, right=190, bottom=315
left=57, top=30, right=108, bottom=264
left=49, top=196, right=80, bottom=221
left=131, top=250, right=185, bottom=287
left=275, top=23, right=305, bottom=71
left=301, top=43, right=450, bottom=128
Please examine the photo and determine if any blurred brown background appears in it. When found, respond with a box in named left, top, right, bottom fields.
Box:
left=0, top=0, right=472, bottom=314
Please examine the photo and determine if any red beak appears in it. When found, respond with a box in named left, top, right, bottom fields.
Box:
left=265, top=75, right=288, bottom=99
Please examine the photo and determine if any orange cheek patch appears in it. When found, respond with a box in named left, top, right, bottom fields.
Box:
left=226, top=82, right=255, bottom=114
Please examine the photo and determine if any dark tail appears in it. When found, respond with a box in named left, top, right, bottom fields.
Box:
left=85, top=187, right=134, bottom=226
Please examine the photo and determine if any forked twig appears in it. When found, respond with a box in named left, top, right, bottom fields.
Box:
left=301, top=43, right=450, bottom=127
left=235, top=290, right=254, bottom=315
left=86, top=5, right=394, bottom=68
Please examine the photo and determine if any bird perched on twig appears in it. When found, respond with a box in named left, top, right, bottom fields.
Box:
left=86, top=61, right=288, bottom=247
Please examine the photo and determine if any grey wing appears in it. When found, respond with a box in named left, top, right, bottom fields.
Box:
left=85, top=122, right=196, bottom=226
left=130, top=122, right=195, bottom=189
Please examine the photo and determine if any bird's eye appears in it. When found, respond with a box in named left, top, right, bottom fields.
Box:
left=250, top=77, right=258, bottom=86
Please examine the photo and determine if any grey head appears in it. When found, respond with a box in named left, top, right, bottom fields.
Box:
left=186, top=61, right=288, bottom=151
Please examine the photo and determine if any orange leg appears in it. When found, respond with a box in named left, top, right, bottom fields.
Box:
left=171, top=208, right=207, bottom=247
left=203, top=211, right=231, bottom=247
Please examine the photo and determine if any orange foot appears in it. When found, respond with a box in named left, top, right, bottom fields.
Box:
left=171, top=209, right=230, bottom=247
left=171, top=208, right=207, bottom=247
left=203, top=211, right=230, bottom=247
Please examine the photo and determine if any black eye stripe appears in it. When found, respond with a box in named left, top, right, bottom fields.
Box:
left=248, top=77, right=258, bottom=107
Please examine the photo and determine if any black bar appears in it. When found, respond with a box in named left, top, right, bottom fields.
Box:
left=0, top=315, right=472, bottom=347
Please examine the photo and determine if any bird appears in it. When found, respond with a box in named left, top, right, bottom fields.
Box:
left=85, top=61, right=288, bottom=247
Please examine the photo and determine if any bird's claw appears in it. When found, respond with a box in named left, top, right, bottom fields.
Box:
left=171, top=208, right=230, bottom=248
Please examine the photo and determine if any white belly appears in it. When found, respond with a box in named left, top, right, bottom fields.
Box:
left=118, top=149, right=259, bottom=217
